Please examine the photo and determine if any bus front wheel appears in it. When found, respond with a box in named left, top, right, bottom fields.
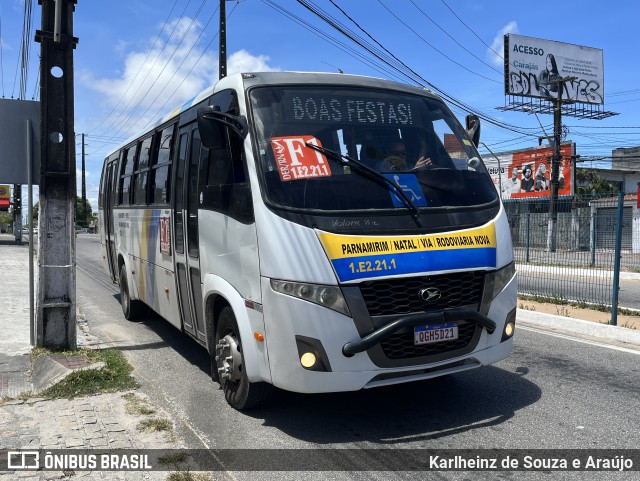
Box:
left=214, top=307, right=272, bottom=410
left=119, top=265, right=144, bottom=320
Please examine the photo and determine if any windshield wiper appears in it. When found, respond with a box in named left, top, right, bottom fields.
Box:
left=305, top=142, right=422, bottom=225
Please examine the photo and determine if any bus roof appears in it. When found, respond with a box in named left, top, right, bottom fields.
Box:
left=105, top=71, right=436, bottom=158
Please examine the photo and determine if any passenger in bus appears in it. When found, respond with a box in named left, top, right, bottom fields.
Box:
left=379, top=140, right=432, bottom=172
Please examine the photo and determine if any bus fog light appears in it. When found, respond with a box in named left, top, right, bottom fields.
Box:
left=505, top=322, right=514, bottom=337
left=300, top=352, right=317, bottom=368
left=501, top=308, right=517, bottom=342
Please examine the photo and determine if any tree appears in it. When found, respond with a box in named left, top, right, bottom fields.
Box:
left=76, top=197, right=93, bottom=227
left=0, top=211, right=12, bottom=227
left=575, top=169, right=618, bottom=197
left=32, top=197, right=93, bottom=227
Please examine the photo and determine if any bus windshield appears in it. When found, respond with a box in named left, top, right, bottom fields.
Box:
left=250, top=86, right=498, bottom=212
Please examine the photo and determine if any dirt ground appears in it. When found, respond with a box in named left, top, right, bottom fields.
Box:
left=518, top=297, right=640, bottom=331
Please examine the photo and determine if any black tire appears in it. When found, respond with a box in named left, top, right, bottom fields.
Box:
left=214, top=307, right=273, bottom=410
left=119, top=264, right=144, bottom=320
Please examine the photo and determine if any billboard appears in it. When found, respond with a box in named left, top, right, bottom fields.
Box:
left=505, top=34, right=604, bottom=105
left=0, top=185, right=10, bottom=211
left=0, top=99, right=40, bottom=184
left=486, top=143, right=575, bottom=200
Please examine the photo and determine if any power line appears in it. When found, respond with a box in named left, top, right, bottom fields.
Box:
left=607, top=89, right=640, bottom=97
left=377, top=0, right=500, bottom=84
left=314, top=0, right=538, bottom=136
left=439, top=0, right=502, bottom=60
left=261, top=0, right=408, bottom=84
left=135, top=3, right=227, bottom=134
left=106, top=0, right=215, bottom=140
left=407, top=0, right=502, bottom=76
left=88, top=0, right=182, bottom=134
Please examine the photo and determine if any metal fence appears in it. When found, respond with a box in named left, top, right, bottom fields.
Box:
left=504, top=192, right=640, bottom=323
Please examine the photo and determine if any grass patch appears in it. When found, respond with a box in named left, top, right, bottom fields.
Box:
left=39, top=348, right=139, bottom=399
left=158, top=452, right=190, bottom=466
left=123, top=393, right=156, bottom=415
left=167, top=473, right=212, bottom=481
left=137, top=418, right=172, bottom=433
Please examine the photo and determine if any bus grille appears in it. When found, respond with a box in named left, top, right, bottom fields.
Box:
left=359, top=271, right=485, bottom=316
left=379, top=321, right=478, bottom=360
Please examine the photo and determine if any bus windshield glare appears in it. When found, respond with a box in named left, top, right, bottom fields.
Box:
left=250, top=86, right=498, bottom=211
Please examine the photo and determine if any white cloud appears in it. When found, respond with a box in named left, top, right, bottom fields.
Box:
left=83, top=17, right=279, bottom=138
left=488, top=21, right=519, bottom=66
left=227, top=50, right=279, bottom=75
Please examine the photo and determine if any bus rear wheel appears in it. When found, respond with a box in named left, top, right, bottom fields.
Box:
left=214, top=307, right=272, bottom=410
left=119, top=265, right=143, bottom=320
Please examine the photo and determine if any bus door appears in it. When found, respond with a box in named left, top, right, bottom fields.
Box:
left=172, top=123, right=206, bottom=341
left=104, top=158, right=119, bottom=281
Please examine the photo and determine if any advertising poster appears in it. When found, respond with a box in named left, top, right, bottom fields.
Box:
left=489, top=143, right=574, bottom=200
left=505, top=34, right=604, bottom=105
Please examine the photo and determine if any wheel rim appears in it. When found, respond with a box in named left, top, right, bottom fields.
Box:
left=215, top=332, right=243, bottom=384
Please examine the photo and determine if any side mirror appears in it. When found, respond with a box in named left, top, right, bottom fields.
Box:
left=198, top=106, right=226, bottom=150
left=197, top=105, right=249, bottom=150
left=465, top=114, right=481, bottom=147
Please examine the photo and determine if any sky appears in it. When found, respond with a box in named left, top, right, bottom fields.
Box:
left=1, top=0, right=639, bottom=211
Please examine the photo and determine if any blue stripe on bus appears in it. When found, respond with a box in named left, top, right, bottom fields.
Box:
left=146, top=210, right=161, bottom=307
left=331, top=247, right=496, bottom=282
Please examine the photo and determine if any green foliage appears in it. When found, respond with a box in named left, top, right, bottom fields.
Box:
left=39, top=348, right=138, bottom=399
left=76, top=197, right=93, bottom=227
left=32, top=197, right=93, bottom=227
left=0, top=211, right=13, bottom=225
left=576, top=169, right=618, bottom=196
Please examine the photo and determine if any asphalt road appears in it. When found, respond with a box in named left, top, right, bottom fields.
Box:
left=76, top=235, right=640, bottom=480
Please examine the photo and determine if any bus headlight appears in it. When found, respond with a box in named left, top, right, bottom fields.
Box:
left=492, top=261, right=516, bottom=299
left=271, top=279, right=351, bottom=317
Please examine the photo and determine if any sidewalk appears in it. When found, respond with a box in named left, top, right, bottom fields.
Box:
left=0, top=241, right=185, bottom=481
left=1, top=238, right=639, bottom=479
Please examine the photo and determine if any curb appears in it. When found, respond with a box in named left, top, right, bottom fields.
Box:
left=32, top=355, right=106, bottom=393
left=517, top=308, right=640, bottom=347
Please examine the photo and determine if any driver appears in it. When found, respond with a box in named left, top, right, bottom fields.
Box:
left=380, top=140, right=431, bottom=172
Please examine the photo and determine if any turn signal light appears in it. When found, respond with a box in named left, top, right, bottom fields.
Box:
left=254, top=332, right=265, bottom=342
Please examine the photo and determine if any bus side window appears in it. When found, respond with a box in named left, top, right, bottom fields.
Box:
left=133, top=136, right=153, bottom=205
left=201, top=129, right=251, bottom=222
left=119, top=146, right=135, bottom=205
left=150, top=124, right=174, bottom=205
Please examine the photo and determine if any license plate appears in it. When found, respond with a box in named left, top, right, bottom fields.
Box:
left=414, top=322, right=458, bottom=345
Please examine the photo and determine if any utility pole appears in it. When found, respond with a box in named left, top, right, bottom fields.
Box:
left=218, top=1, right=236, bottom=81
left=13, top=185, right=22, bottom=242
left=82, top=132, right=86, bottom=226
left=546, top=76, right=576, bottom=252
left=34, top=0, right=79, bottom=349
left=219, top=0, right=227, bottom=80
